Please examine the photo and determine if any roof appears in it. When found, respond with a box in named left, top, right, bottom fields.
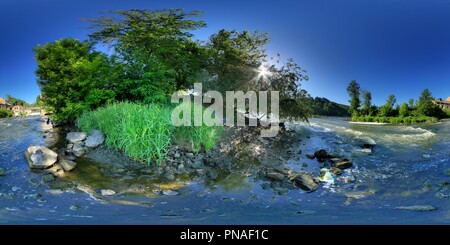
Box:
left=0, top=97, right=6, bottom=105
left=446, top=97, right=450, bottom=102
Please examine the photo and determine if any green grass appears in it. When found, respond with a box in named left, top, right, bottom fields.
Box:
left=77, top=102, right=222, bottom=166
left=352, top=115, right=439, bottom=124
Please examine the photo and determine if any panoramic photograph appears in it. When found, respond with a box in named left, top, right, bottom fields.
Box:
left=1, top=0, right=450, bottom=227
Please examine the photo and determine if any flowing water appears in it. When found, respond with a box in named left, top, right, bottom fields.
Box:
left=1, top=116, right=450, bottom=224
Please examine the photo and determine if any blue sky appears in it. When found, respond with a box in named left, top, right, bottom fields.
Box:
left=1, top=0, right=450, bottom=105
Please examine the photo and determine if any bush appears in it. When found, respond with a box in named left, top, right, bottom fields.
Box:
left=77, top=102, right=222, bottom=166
left=0, top=108, right=13, bottom=118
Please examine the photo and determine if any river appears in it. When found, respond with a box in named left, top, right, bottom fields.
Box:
left=1, top=116, right=449, bottom=224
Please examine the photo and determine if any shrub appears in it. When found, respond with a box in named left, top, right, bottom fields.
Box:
left=0, top=108, right=13, bottom=118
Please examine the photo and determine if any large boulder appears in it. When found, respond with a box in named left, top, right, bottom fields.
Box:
left=59, top=159, right=77, bottom=171
left=85, top=130, right=105, bottom=148
left=66, top=132, right=87, bottom=143
left=26, top=146, right=58, bottom=169
left=72, top=143, right=85, bottom=157
left=292, top=172, right=318, bottom=192
left=332, top=158, right=353, bottom=169
left=314, top=149, right=330, bottom=162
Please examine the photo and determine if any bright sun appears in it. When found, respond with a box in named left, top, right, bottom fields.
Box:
left=258, top=66, right=271, bottom=78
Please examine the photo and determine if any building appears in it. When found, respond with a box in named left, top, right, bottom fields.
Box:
left=0, top=97, right=12, bottom=110
left=434, top=97, right=450, bottom=109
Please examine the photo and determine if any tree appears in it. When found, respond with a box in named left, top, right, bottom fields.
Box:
left=408, top=98, right=415, bottom=109
left=387, top=94, right=396, bottom=107
left=6, top=94, right=27, bottom=106
left=361, top=90, right=372, bottom=115
left=205, top=29, right=269, bottom=92
left=399, top=102, right=409, bottom=117
left=87, top=9, right=207, bottom=95
left=347, top=80, right=361, bottom=115
left=34, top=38, right=116, bottom=122
left=416, top=88, right=438, bottom=117
left=205, top=29, right=310, bottom=121
left=378, top=94, right=397, bottom=117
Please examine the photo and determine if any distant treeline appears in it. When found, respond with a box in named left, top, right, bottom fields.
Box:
left=307, top=97, right=350, bottom=117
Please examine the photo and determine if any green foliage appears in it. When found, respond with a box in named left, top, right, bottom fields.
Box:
left=34, top=38, right=117, bottom=123
left=0, top=108, right=13, bottom=118
left=308, top=96, right=350, bottom=117
left=87, top=9, right=206, bottom=91
left=347, top=80, right=361, bottom=115
left=399, top=103, right=409, bottom=117
left=408, top=98, right=415, bottom=109
left=6, top=94, right=28, bottom=106
left=205, top=29, right=269, bottom=92
left=361, top=90, right=372, bottom=115
left=36, top=9, right=312, bottom=124
left=353, top=115, right=438, bottom=124
left=386, top=94, right=396, bottom=108
left=416, top=88, right=438, bottom=117
left=77, top=102, right=221, bottom=165
left=205, top=30, right=311, bottom=121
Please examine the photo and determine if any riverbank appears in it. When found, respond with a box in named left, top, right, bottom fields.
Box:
left=351, top=115, right=439, bottom=124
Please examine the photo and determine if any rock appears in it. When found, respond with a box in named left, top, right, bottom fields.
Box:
left=344, top=176, right=357, bottom=183
left=59, top=159, right=77, bottom=171
left=46, top=189, right=64, bottom=195
left=26, top=146, right=58, bottom=169
left=85, top=130, right=105, bottom=148
left=45, top=163, right=63, bottom=174
left=192, top=159, right=203, bottom=169
left=395, top=205, right=437, bottom=211
left=67, top=155, right=76, bottom=161
left=174, top=152, right=181, bottom=158
left=67, top=144, right=74, bottom=150
left=66, top=132, right=87, bottom=143
left=177, top=164, right=185, bottom=172
left=42, top=174, right=55, bottom=182
left=333, top=158, right=353, bottom=169
left=362, top=144, right=375, bottom=150
left=292, top=172, right=318, bottom=192
left=306, top=154, right=315, bottom=159
left=0, top=168, right=5, bottom=176
left=314, top=149, right=330, bottom=161
left=185, top=153, right=194, bottom=158
left=72, top=144, right=85, bottom=157
left=164, top=173, right=175, bottom=181
left=329, top=167, right=343, bottom=175
left=162, top=190, right=179, bottom=196
left=101, top=189, right=116, bottom=196
left=266, top=172, right=285, bottom=181
left=435, top=192, right=449, bottom=199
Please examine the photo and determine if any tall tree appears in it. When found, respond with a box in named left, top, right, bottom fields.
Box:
left=378, top=94, right=397, bottom=117
left=205, top=29, right=269, bottom=92
left=361, top=90, right=372, bottom=115
left=86, top=9, right=206, bottom=95
left=416, top=88, right=437, bottom=116
left=387, top=94, right=396, bottom=107
left=408, top=98, right=415, bottom=109
left=347, top=80, right=361, bottom=115
left=34, top=38, right=116, bottom=122
left=399, top=102, right=409, bottom=117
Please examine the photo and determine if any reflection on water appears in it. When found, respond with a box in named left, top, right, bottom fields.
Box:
left=1, top=116, right=450, bottom=224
